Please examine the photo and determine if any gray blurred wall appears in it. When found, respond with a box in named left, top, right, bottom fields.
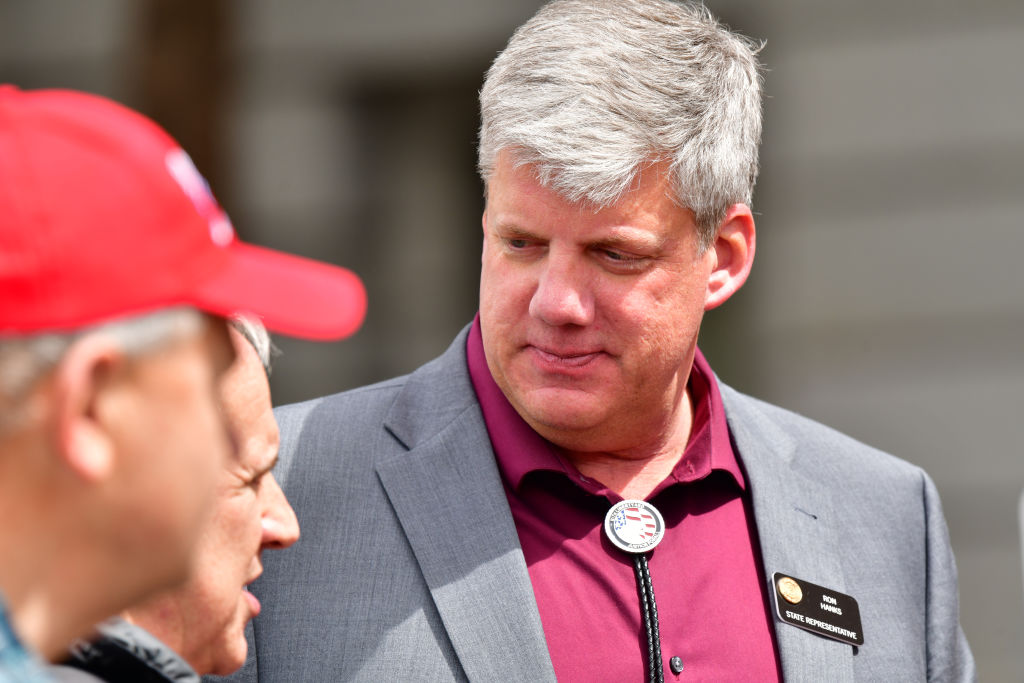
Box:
left=2, top=0, right=1023, bottom=678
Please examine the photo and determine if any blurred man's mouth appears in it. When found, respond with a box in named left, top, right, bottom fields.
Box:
left=243, top=585, right=261, bottom=616
left=243, top=568, right=262, bottom=616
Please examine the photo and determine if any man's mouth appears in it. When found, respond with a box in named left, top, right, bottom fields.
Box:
left=243, top=566, right=263, bottom=616
left=243, top=585, right=261, bottom=617
left=528, top=345, right=603, bottom=369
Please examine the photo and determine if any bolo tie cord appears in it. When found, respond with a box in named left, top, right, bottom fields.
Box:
left=632, top=553, right=664, bottom=683
left=605, top=500, right=668, bottom=682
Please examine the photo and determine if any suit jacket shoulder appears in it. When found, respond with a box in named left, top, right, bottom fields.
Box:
left=721, top=383, right=923, bottom=481
left=720, top=383, right=975, bottom=682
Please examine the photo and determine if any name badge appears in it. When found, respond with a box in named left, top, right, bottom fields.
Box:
left=772, top=572, right=864, bottom=647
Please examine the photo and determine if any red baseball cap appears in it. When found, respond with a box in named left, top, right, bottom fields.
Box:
left=0, top=85, right=367, bottom=340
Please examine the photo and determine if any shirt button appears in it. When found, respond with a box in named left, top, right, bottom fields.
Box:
left=669, top=656, right=684, bottom=674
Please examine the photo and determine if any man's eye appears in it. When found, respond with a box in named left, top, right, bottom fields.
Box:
left=507, top=238, right=530, bottom=249
left=597, top=248, right=648, bottom=271
left=602, top=249, right=641, bottom=263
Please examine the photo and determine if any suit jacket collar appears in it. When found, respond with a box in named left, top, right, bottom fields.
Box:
left=376, top=327, right=557, bottom=682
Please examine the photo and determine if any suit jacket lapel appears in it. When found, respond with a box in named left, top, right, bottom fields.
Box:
left=721, top=384, right=856, bottom=683
left=375, top=332, right=556, bottom=682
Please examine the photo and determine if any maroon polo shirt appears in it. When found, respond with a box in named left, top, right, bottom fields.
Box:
left=467, top=319, right=781, bottom=681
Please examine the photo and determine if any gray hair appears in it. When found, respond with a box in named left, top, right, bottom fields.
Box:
left=0, top=307, right=204, bottom=429
left=228, top=315, right=277, bottom=377
left=478, top=0, right=764, bottom=248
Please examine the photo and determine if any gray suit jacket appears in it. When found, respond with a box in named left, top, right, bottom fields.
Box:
left=216, top=328, right=974, bottom=682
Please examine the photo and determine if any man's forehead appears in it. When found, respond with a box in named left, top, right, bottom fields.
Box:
left=487, top=148, right=673, bottom=199
left=223, top=328, right=270, bottom=390
left=486, top=158, right=690, bottom=239
left=201, top=315, right=237, bottom=378
left=488, top=153, right=675, bottom=209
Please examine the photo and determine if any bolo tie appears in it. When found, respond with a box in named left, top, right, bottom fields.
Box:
left=604, top=499, right=673, bottom=683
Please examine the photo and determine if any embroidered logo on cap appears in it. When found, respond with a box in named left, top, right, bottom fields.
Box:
left=165, top=148, right=235, bottom=247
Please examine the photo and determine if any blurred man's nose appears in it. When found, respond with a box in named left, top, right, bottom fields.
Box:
left=260, top=474, right=300, bottom=550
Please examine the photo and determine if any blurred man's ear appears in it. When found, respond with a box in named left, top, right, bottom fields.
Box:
left=704, top=204, right=756, bottom=311
left=52, top=336, right=124, bottom=483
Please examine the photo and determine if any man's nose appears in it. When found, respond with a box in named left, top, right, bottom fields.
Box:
left=260, top=474, right=300, bottom=551
left=528, top=254, right=594, bottom=327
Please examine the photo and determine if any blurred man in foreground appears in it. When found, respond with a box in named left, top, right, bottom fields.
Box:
left=54, top=318, right=299, bottom=681
left=228, top=1, right=973, bottom=681
left=0, top=85, right=366, bottom=679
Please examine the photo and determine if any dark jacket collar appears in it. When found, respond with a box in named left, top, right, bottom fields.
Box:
left=56, top=618, right=199, bottom=683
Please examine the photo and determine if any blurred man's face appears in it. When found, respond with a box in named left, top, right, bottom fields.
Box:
left=129, top=329, right=299, bottom=676
left=103, top=315, right=237, bottom=594
left=479, top=151, right=716, bottom=455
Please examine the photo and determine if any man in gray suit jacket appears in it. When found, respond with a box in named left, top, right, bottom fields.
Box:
left=221, top=1, right=974, bottom=680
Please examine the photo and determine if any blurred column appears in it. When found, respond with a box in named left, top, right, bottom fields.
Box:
left=130, top=0, right=234, bottom=211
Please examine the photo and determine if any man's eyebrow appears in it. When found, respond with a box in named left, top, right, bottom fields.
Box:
left=250, top=454, right=280, bottom=481
left=493, top=222, right=667, bottom=252
left=492, top=223, right=536, bottom=238
left=591, top=229, right=667, bottom=252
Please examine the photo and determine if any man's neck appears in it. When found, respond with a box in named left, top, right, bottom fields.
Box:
left=0, top=486, right=109, bottom=661
left=559, top=390, right=695, bottom=500
left=563, top=448, right=685, bottom=500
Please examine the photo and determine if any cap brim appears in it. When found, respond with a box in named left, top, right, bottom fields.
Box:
left=191, top=242, right=367, bottom=341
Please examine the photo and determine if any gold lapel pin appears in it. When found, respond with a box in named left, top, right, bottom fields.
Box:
left=777, top=576, right=803, bottom=604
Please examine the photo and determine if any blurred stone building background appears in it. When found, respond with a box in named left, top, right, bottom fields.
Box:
left=2, top=0, right=1022, bottom=677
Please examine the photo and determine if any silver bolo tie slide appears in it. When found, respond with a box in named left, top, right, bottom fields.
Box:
left=604, top=500, right=670, bottom=683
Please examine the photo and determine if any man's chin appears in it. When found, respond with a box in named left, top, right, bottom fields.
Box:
left=518, top=403, right=609, bottom=446
left=205, top=639, right=248, bottom=677
left=201, top=609, right=252, bottom=676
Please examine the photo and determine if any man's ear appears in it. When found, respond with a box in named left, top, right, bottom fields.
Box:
left=705, top=203, right=756, bottom=311
left=52, top=335, right=124, bottom=483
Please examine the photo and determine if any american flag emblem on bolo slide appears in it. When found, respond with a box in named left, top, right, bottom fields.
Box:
left=604, top=500, right=665, bottom=553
